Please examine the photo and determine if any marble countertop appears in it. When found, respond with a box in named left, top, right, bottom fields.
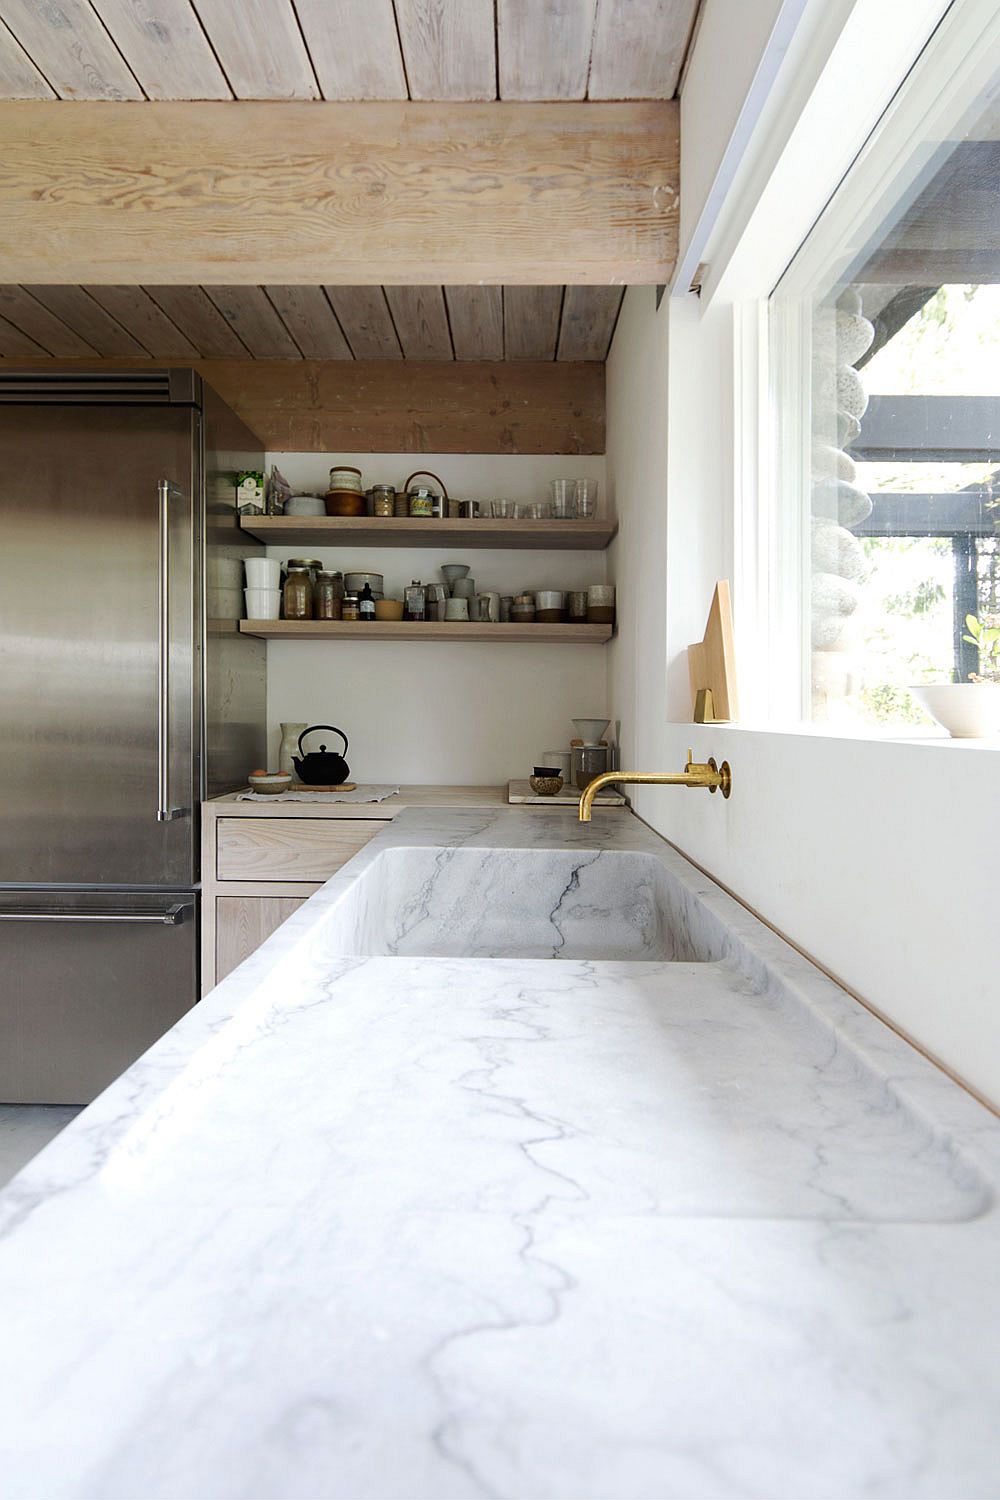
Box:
left=0, top=807, right=998, bottom=1499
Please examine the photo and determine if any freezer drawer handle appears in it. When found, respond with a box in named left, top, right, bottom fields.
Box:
left=157, top=479, right=188, bottom=824
left=0, top=904, right=190, bottom=925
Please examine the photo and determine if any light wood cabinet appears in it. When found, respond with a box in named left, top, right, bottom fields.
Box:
left=217, top=818, right=379, bottom=882
left=216, top=896, right=306, bottom=984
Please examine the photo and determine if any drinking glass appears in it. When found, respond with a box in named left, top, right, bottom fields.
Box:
left=549, top=479, right=575, bottom=518
left=574, top=479, right=598, bottom=518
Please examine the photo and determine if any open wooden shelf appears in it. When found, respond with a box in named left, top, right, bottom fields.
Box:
left=239, top=516, right=617, bottom=550
left=239, top=620, right=614, bottom=643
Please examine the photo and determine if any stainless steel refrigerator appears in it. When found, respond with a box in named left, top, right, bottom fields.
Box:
left=0, top=369, right=266, bottom=1103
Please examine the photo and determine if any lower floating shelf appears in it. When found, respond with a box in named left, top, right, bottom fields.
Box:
left=238, top=620, right=614, bottom=643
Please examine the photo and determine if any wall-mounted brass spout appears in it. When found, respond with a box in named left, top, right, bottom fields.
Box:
left=578, top=750, right=732, bottom=822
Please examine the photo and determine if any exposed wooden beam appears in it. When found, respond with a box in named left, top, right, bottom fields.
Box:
left=0, top=100, right=678, bottom=284
left=0, top=358, right=605, bottom=454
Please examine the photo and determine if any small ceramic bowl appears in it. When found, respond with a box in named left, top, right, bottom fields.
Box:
left=529, top=774, right=564, bottom=797
left=440, top=563, right=471, bottom=586
left=247, top=771, right=292, bottom=796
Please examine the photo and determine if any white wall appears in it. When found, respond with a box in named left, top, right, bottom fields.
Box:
left=261, top=453, right=608, bottom=783
left=607, top=235, right=1000, bottom=1101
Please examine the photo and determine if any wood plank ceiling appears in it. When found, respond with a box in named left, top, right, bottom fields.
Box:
left=0, top=1, right=700, bottom=102
left=0, top=284, right=625, bottom=361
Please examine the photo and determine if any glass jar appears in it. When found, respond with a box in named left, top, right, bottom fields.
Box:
left=342, top=593, right=360, bottom=622
left=404, top=581, right=426, bottom=620
left=371, top=485, right=395, bottom=517
left=573, top=743, right=609, bottom=792
left=286, top=557, right=322, bottom=587
left=283, top=565, right=313, bottom=620
left=314, top=570, right=344, bottom=621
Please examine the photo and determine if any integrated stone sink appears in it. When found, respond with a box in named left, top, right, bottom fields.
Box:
left=321, top=846, right=722, bottom=961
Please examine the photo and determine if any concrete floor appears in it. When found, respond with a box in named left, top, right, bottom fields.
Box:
left=0, top=1105, right=80, bottom=1188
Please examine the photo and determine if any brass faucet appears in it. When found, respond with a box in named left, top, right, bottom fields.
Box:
left=578, top=750, right=732, bottom=821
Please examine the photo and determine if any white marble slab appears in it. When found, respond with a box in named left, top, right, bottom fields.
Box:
left=0, top=807, right=998, bottom=1499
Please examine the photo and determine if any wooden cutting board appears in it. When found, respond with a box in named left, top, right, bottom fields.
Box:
left=248, top=782, right=357, bottom=794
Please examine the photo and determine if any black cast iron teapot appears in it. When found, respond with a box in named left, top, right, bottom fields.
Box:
left=293, top=725, right=351, bottom=786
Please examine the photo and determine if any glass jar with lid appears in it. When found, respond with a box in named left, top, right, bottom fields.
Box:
left=342, top=593, right=360, bottom=622
left=283, top=564, right=313, bottom=620
left=371, top=485, right=395, bottom=518
left=315, top=570, right=344, bottom=620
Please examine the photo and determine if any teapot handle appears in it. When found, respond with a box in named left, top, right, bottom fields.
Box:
left=298, top=724, right=349, bottom=755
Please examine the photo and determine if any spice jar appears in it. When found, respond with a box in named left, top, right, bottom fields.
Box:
left=342, top=593, right=360, bottom=622
left=404, top=581, right=426, bottom=621
left=371, top=485, right=395, bottom=518
left=283, top=564, right=313, bottom=620
left=314, top=570, right=344, bottom=621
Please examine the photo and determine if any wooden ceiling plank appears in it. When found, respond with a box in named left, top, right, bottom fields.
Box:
left=1, top=101, right=679, bottom=284
left=27, top=286, right=149, bottom=356
left=264, top=286, right=353, bottom=359
left=444, top=286, right=504, bottom=360
left=395, top=0, right=495, bottom=100
left=192, top=0, right=318, bottom=98
left=0, top=286, right=97, bottom=356
left=556, top=285, right=624, bottom=360
left=588, top=0, right=699, bottom=99
left=325, top=288, right=402, bottom=358
left=88, top=0, right=231, bottom=99
left=143, top=285, right=249, bottom=356
left=0, top=19, right=56, bottom=97
left=497, top=0, right=597, bottom=100
left=0, top=312, right=47, bottom=357
left=295, top=0, right=406, bottom=98
left=383, top=286, right=453, bottom=360
left=83, top=286, right=199, bottom=355
left=203, top=287, right=302, bottom=358
left=0, top=0, right=143, bottom=98
left=504, top=286, right=562, bottom=360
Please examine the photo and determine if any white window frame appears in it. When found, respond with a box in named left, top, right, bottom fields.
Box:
left=760, top=0, right=1000, bottom=723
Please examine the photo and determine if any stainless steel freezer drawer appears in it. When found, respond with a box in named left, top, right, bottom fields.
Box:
left=0, top=891, right=198, bottom=1105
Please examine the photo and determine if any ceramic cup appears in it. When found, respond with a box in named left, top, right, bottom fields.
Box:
left=477, top=591, right=500, bottom=622
left=244, top=588, right=281, bottom=620
left=452, top=577, right=477, bottom=599
left=500, top=595, right=513, bottom=622
left=444, top=597, right=470, bottom=622
left=535, top=590, right=565, bottom=623
left=587, top=583, right=616, bottom=625
left=244, top=556, right=281, bottom=590
left=567, top=590, right=588, bottom=620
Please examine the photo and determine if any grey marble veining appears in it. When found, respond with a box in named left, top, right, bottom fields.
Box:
left=0, top=807, right=998, bottom=1499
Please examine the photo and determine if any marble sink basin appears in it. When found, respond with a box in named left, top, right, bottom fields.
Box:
left=322, top=846, right=723, bottom=960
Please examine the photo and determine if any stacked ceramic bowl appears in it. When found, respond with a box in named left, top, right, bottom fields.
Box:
left=324, top=464, right=365, bottom=516
left=243, top=556, right=281, bottom=620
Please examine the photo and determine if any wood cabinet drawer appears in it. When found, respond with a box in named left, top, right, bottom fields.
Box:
left=216, top=818, right=380, bottom=882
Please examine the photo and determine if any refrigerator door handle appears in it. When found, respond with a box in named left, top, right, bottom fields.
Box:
left=157, top=479, right=189, bottom=824
left=0, top=903, right=190, bottom=925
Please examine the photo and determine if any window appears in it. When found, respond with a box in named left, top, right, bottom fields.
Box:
left=769, top=6, right=1000, bottom=727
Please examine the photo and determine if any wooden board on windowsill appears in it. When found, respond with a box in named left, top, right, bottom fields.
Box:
left=239, top=516, right=617, bottom=549
left=239, top=620, right=614, bottom=643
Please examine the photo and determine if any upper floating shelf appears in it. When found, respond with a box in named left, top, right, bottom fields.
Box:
left=239, top=516, right=617, bottom=550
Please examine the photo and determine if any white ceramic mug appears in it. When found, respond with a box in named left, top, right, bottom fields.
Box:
left=244, top=588, right=281, bottom=620
left=444, top=597, right=470, bottom=621
left=244, top=556, right=281, bottom=590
